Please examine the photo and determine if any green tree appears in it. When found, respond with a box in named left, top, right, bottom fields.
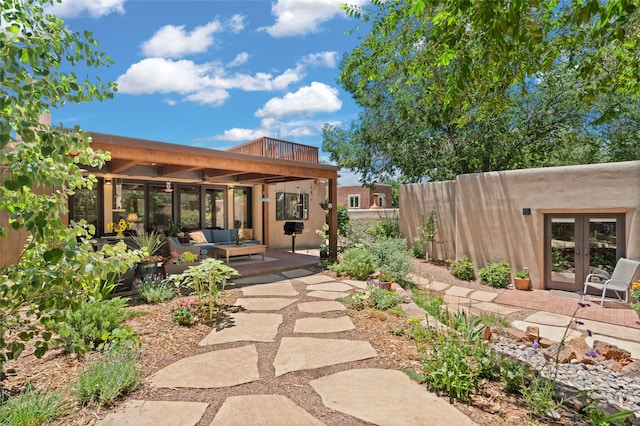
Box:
left=324, top=1, right=640, bottom=182
left=0, top=0, right=139, bottom=373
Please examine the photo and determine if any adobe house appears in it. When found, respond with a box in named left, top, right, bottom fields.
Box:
left=337, top=184, right=393, bottom=209
left=400, top=161, right=640, bottom=295
left=0, top=133, right=339, bottom=266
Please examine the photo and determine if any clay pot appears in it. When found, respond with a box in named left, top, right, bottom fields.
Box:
left=513, top=277, right=531, bottom=291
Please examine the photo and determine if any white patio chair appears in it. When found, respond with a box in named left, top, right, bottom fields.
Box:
left=583, top=257, right=640, bottom=306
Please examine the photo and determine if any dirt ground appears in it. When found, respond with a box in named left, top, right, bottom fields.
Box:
left=2, top=261, right=589, bottom=425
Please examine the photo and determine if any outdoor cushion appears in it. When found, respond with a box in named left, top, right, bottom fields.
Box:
left=239, top=228, right=253, bottom=240
left=190, top=230, right=208, bottom=244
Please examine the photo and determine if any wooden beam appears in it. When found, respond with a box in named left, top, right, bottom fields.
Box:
left=110, top=159, right=139, bottom=173
left=161, top=165, right=201, bottom=176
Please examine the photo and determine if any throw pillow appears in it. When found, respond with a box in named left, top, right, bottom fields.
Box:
left=189, top=230, right=208, bottom=244
left=239, top=228, right=253, bottom=240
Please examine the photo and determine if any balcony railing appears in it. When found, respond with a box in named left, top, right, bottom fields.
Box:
left=227, top=137, right=318, bottom=163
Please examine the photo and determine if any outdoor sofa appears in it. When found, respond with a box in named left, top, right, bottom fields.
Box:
left=173, top=228, right=260, bottom=256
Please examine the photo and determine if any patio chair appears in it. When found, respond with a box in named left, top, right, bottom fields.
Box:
left=167, top=237, right=200, bottom=257
left=583, top=257, right=640, bottom=306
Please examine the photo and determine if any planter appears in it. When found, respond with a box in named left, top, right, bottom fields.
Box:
left=513, top=277, right=531, bottom=291
left=165, top=262, right=200, bottom=275
left=137, top=260, right=158, bottom=279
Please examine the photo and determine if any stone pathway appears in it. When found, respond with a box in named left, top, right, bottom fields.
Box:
left=99, top=269, right=477, bottom=425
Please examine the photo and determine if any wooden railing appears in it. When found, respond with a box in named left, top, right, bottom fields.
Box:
left=227, top=137, right=318, bottom=163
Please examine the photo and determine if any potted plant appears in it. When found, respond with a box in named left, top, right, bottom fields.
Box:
left=129, top=230, right=166, bottom=279
left=631, top=279, right=640, bottom=320
left=513, top=267, right=531, bottom=291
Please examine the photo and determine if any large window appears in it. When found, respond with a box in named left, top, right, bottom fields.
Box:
left=276, top=192, right=309, bottom=220
left=205, top=189, right=225, bottom=229
left=179, top=186, right=201, bottom=229
left=233, top=188, right=251, bottom=228
left=149, top=183, right=173, bottom=233
left=348, top=194, right=360, bottom=209
left=70, top=185, right=100, bottom=234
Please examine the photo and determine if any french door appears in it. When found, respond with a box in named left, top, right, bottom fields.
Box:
left=545, top=214, right=625, bottom=292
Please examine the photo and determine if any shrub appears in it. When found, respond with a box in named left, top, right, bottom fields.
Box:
left=172, top=299, right=198, bottom=326
left=137, top=278, right=175, bottom=304
left=411, top=244, right=425, bottom=258
left=368, top=218, right=399, bottom=239
left=368, top=238, right=413, bottom=284
left=478, top=261, right=511, bottom=288
left=75, top=351, right=140, bottom=406
left=332, top=247, right=375, bottom=280
left=0, top=385, right=67, bottom=425
left=55, top=297, right=134, bottom=353
left=336, top=205, right=350, bottom=235
left=367, top=286, right=405, bottom=310
left=449, top=256, right=475, bottom=281
left=337, top=290, right=367, bottom=310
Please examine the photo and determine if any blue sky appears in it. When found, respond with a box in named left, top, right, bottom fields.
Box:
left=50, top=0, right=369, bottom=184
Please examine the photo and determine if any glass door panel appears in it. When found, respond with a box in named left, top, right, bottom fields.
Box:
left=588, top=217, right=618, bottom=275
left=549, top=217, right=577, bottom=290
left=149, top=184, right=173, bottom=233
left=205, top=189, right=225, bottom=229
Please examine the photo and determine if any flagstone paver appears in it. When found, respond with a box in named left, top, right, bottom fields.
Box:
left=469, top=290, right=498, bottom=302
left=98, top=400, right=209, bottom=426
left=512, top=320, right=582, bottom=342
left=473, top=302, right=520, bottom=315
left=211, top=395, right=324, bottom=425
left=241, top=280, right=298, bottom=296
left=150, top=345, right=259, bottom=388
left=340, top=279, right=368, bottom=289
left=234, top=297, right=298, bottom=311
left=294, top=316, right=355, bottom=333
left=281, top=268, right=314, bottom=279
left=199, top=313, right=283, bottom=345
left=306, top=282, right=353, bottom=292
left=310, top=369, right=477, bottom=426
left=295, top=274, right=336, bottom=285
left=423, top=280, right=451, bottom=292
left=234, top=274, right=283, bottom=285
left=298, top=300, right=346, bottom=313
left=446, top=286, right=473, bottom=297
left=307, top=290, right=350, bottom=300
left=273, top=337, right=377, bottom=377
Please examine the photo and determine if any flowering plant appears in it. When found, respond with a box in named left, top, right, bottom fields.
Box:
left=169, top=251, right=200, bottom=264
left=631, top=280, right=640, bottom=314
left=171, top=299, right=198, bottom=326
left=107, top=219, right=131, bottom=233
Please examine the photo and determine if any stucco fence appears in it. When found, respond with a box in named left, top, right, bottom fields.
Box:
left=399, top=161, right=640, bottom=291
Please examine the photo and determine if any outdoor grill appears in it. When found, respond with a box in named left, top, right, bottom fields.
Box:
left=283, top=221, right=304, bottom=253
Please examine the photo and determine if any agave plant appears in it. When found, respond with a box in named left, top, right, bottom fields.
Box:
left=129, top=230, right=165, bottom=261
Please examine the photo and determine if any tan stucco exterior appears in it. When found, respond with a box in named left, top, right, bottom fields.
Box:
left=400, top=161, right=640, bottom=290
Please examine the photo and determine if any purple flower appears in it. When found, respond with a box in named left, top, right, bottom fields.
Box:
left=578, top=302, right=591, bottom=308
left=586, top=329, right=592, bottom=337
left=577, top=291, right=585, bottom=296
left=586, top=349, right=598, bottom=358
left=575, top=320, right=584, bottom=325
left=532, top=340, right=540, bottom=350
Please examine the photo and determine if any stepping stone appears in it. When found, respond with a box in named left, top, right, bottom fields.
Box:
left=573, top=319, right=639, bottom=342
left=234, top=297, right=298, bottom=311
left=306, top=282, right=353, bottom=292
left=474, top=302, right=520, bottom=315
left=469, top=290, right=498, bottom=302
left=402, top=301, right=428, bottom=319
left=294, top=316, right=355, bottom=333
left=273, top=337, right=376, bottom=377
left=310, top=369, right=476, bottom=426
left=423, top=280, right=450, bottom=292
left=295, top=274, right=335, bottom=285
left=512, top=320, right=581, bottom=343
left=341, top=279, right=367, bottom=289
left=445, top=286, right=472, bottom=297
left=443, top=295, right=474, bottom=308
left=307, top=290, right=350, bottom=300
left=524, top=311, right=573, bottom=327
left=211, top=395, right=323, bottom=425
left=242, top=280, right=298, bottom=296
left=98, top=400, right=208, bottom=426
left=150, top=345, right=259, bottom=388
left=298, top=301, right=346, bottom=313
left=234, top=274, right=283, bottom=285
left=281, top=269, right=313, bottom=279
left=199, top=313, right=283, bottom=345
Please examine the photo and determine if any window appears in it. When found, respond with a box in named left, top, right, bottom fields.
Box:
left=205, top=189, right=225, bottom=229
left=179, top=186, right=201, bottom=229
left=348, top=194, right=360, bottom=209
left=276, top=192, right=309, bottom=220
left=149, top=183, right=173, bottom=233
left=69, top=185, right=100, bottom=235
left=375, top=193, right=385, bottom=207
left=233, top=187, right=251, bottom=228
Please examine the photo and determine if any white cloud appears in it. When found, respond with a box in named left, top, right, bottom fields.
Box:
left=301, top=51, right=338, bottom=68
left=338, top=168, right=363, bottom=186
left=214, top=117, right=330, bottom=141
left=255, top=82, right=342, bottom=118
left=116, top=58, right=215, bottom=94
left=228, top=14, right=246, bottom=33
left=215, top=128, right=265, bottom=142
left=46, top=0, right=125, bottom=18
left=141, top=21, right=223, bottom=58
left=262, top=0, right=367, bottom=37
left=227, top=52, right=250, bottom=67
left=184, top=89, right=230, bottom=106
left=209, top=65, right=305, bottom=91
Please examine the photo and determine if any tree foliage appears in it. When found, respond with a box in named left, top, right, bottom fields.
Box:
left=0, top=0, right=139, bottom=372
left=324, top=0, right=640, bottom=183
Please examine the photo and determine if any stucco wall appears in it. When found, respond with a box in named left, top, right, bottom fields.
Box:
left=400, top=161, right=640, bottom=289
left=337, top=185, right=393, bottom=208
left=267, top=179, right=326, bottom=250
left=399, top=181, right=457, bottom=260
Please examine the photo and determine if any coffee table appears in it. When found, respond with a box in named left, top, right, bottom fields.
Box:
left=211, top=244, right=267, bottom=264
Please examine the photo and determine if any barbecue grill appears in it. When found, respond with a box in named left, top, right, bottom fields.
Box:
left=283, top=221, right=304, bottom=253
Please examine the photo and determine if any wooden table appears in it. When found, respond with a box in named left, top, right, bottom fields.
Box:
left=211, top=244, right=267, bottom=264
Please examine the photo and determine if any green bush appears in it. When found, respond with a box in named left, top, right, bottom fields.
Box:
left=337, top=205, right=350, bottom=235
left=55, top=297, right=133, bottom=353
left=332, top=247, right=375, bottom=280
left=368, top=218, right=399, bottom=239
left=411, top=244, right=425, bottom=258
left=367, top=286, right=405, bottom=310
left=478, top=261, right=511, bottom=288
left=368, top=238, right=413, bottom=284
left=449, top=256, right=475, bottom=281
left=137, top=278, right=175, bottom=304
left=0, top=385, right=67, bottom=425
left=75, top=351, right=140, bottom=406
